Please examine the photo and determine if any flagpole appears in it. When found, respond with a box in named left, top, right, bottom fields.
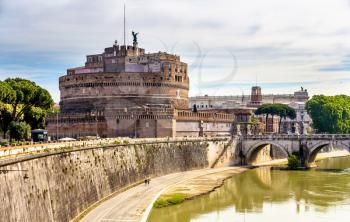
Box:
left=124, top=3, right=126, bottom=46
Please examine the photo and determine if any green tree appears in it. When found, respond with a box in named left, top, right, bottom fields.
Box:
left=275, top=104, right=296, bottom=133
left=255, top=104, right=273, bottom=131
left=8, top=121, right=31, bottom=141
left=255, top=103, right=296, bottom=132
left=0, top=78, right=54, bottom=138
left=306, top=95, right=350, bottom=133
left=23, top=107, right=47, bottom=129
left=4, top=78, right=54, bottom=121
left=0, top=107, right=12, bottom=138
left=0, top=80, right=14, bottom=136
left=0, top=81, right=15, bottom=103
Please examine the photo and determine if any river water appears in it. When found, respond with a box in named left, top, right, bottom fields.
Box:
left=148, top=156, right=350, bottom=222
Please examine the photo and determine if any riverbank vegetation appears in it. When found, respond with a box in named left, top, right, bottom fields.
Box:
left=153, top=193, right=187, bottom=208
left=306, top=95, right=350, bottom=134
left=287, top=155, right=301, bottom=169
left=0, top=78, right=54, bottom=142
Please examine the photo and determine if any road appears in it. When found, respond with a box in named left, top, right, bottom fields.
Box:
left=81, top=167, right=243, bottom=222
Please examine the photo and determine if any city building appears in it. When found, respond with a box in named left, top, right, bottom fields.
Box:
left=189, top=86, right=311, bottom=134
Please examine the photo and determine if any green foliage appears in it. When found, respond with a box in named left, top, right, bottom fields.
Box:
left=23, top=107, right=47, bottom=129
left=306, top=95, right=350, bottom=133
left=48, top=106, right=60, bottom=114
left=114, top=140, right=121, bottom=145
left=255, top=103, right=296, bottom=119
left=4, top=78, right=54, bottom=121
left=0, top=81, right=15, bottom=103
left=0, top=106, right=12, bottom=137
left=287, top=155, right=300, bottom=169
left=255, top=103, right=296, bottom=132
left=153, top=193, right=186, bottom=208
left=0, top=78, right=54, bottom=138
left=250, top=116, right=260, bottom=125
left=0, top=141, right=8, bottom=146
left=8, top=121, right=31, bottom=141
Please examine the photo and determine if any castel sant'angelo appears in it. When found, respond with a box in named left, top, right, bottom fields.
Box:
left=46, top=33, right=235, bottom=139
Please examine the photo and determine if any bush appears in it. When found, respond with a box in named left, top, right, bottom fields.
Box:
left=9, top=121, right=31, bottom=141
left=0, top=141, right=8, bottom=146
left=10, top=139, right=18, bottom=146
left=287, top=155, right=300, bottom=169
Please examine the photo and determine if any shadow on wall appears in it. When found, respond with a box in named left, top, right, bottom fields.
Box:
left=0, top=140, right=217, bottom=222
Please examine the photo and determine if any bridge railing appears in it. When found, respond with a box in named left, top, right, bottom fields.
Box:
left=242, top=134, right=350, bottom=140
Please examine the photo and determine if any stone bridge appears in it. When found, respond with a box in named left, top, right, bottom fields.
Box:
left=238, top=134, right=350, bottom=167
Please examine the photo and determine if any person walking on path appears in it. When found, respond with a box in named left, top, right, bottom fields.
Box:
left=144, top=178, right=151, bottom=185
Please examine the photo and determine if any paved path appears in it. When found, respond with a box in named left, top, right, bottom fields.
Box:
left=81, top=167, right=243, bottom=222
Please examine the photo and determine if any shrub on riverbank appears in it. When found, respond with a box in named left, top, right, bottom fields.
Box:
left=153, top=193, right=186, bottom=208
left=287, top=155, right=300, bottom=169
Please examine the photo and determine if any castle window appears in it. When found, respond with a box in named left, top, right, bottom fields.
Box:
left=175, top=75, right=182, bottom=82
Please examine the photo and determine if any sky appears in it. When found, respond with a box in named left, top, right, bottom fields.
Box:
left=1, top=0, right=350, bottom=102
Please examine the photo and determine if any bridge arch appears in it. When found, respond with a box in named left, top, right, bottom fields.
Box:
left=245, top=141, right=289, bottom=165
left=307, top=141, right=350, bottom=166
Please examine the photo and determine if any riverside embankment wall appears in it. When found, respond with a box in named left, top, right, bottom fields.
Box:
left=0, top=138, right=237, bottom=222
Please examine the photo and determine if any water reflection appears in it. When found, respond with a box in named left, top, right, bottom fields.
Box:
left=148, top=156, right=350, bottom=222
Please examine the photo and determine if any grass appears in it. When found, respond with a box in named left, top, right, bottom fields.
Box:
left=153, top=193, right=187, bottom=208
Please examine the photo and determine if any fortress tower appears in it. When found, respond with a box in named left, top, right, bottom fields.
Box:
left=249, top=86, right=262, bottom=107
left=60, top=36, right=189, bottom=113
left=46, top=33, right=235, bottom=139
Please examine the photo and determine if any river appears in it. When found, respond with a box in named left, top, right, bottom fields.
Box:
left=148, top=156, right=350, bottom=222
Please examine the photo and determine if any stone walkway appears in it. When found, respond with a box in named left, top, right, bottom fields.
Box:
left=80, top=167, right=245, bottom=222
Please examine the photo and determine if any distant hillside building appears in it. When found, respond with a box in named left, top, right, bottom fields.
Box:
left=46, top=35, right=235, bottom=139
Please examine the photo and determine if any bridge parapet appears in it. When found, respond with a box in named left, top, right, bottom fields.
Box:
left=240, top=134, right=350, bottom=168
left=242, top=134, right=350, bottom=140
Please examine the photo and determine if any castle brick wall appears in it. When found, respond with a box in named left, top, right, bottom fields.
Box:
left=59, top=72, right=189, bottom=112
left=46, top=109, right=234, bottom=139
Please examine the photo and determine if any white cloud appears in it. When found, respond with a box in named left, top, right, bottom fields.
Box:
left=1, top=0, right=350, bottom=101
